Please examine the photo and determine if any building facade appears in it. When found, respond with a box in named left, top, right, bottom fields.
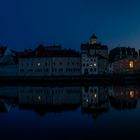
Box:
left=18, top=45, right=81, bottom=76
left=81, top=34, right=108, bottom=75
left=0, top=47, right=18, bottom=76
left=109, top=47, right=140, bottom=73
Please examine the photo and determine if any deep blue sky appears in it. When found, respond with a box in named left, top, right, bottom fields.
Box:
left=0, top=0, right=140, bottom=51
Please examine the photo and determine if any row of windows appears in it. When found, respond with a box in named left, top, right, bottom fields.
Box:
left=83, top=63, right=96, bottom=67
left=20, top=89, right=64, bottom=94
left=90, top=68, right=96, bottom=72
left=20, top=68, right=81, bottom=73
left=83, top=58, right=96, bottom=62
left=20, top=89, right=80, bottom=94
left=20, top=62, right=80, bottom=67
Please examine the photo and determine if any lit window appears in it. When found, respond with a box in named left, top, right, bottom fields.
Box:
left=90, top=63, right=96, bottom=67
left=130, top=91, right=134, bottom=98
left=93, top=63, right=96, bottom=67
left=94, top=94, right=97, bottom=98
left=38, top=96, right=41, bottom=100
left=129, top=61, right=134, bottom=68
left=37, top=63, right=41, bottom=66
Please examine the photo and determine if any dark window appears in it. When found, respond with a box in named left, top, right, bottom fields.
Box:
left=90, top=89, right=93, bottom=93
left=44, top=69, right=48, bottom=72
left=28, top=69, right=33, bottom=72
left=94, top=89, right=97, bottom=92
left=36, top=69, right=42, bottom=72
left=20, top=69, right=24, bottom=72
left=90, top=68, right=93, bottom=72
left=83, top=63, right=85, bottom=67
left=59, top=62, right=62, bottom=65
left=94, top=68, right=96, bottom=72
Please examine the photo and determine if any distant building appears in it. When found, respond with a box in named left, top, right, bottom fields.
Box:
left=0, top=46, right=18, bottom=76
left=109, top=47, right=138, bottom=62
left=81, top=34, right=108, bottom=75
left=109, top=47, right=140, bottom=73
left=0, top=46, right=17, bottom=64
left=18, top=45, right=81, bottom=76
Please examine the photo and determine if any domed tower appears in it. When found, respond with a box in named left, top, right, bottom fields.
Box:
left=90, top=34, right=97, bottom=44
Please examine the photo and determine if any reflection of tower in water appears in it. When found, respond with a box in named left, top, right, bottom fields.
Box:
left=81, top=86, right=109, bottom=119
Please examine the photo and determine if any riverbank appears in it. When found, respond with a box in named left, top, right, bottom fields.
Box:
left=0, top=73, right=139, bottom=85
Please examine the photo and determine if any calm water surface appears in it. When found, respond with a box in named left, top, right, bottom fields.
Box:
left=0, top=85, right=140, bottom=140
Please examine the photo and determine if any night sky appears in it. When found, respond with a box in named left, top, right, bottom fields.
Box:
left=0, top=0, right=140, bottom=51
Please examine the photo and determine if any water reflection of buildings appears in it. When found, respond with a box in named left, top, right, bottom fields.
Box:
left=81, top=86, right=109, bottom=119
left=0, top=87, right=18, bottom=112
left=109, top=86, right=140, bottom=110
left=0, top=86, right=81, bottom=115
left=18, top=87, right=81, bottom=115
left=0, top=86, right=140, bottom=116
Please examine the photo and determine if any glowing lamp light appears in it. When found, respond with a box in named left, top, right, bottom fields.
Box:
left=90, top=63, right=96, bottom=67
left=129, top=61, right=134, bottom=69
left=94, top=94, right=97, bottom=98
left=130, top=91, right=134, bottom=98
left=93, top=63, right=96, bottom=67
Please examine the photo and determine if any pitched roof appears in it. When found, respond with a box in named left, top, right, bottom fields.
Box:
left=18, top=45, right=81, bottom=58
left=81, top=43, right=108, bottom=50
left=0, top=47, right=7, bottom=56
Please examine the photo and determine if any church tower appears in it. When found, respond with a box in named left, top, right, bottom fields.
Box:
left=90, top=34, right=97, bottom=44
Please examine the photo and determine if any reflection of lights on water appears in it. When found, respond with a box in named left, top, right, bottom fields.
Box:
left=130, top=91, right=134, bottom=98
left=38, top=96, right=41, bottom=100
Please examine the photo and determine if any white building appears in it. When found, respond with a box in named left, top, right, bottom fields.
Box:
left=0, top=46, right=16, bottom=64
left=81, top=34, right=108, bottom=75
left=18, top=45, right=81, bottom=76
left=0, top=47, right=18, bottom=76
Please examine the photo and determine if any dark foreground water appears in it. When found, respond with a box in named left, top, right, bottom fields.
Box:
left=0, top=85, right=140, bottom=140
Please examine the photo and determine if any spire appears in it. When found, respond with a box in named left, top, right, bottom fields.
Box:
left=90, top=34, right=97, bottom=44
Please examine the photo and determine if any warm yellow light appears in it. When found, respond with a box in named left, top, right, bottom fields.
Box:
left=93, top=63, right=96, bottom=67
left=129, top=61, right=134, bottom=68
left=90, top=63, right=96, bottom=67
left=130, top=91, right=134, bottom=98
left=94, top=94, right=97, bottom=98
